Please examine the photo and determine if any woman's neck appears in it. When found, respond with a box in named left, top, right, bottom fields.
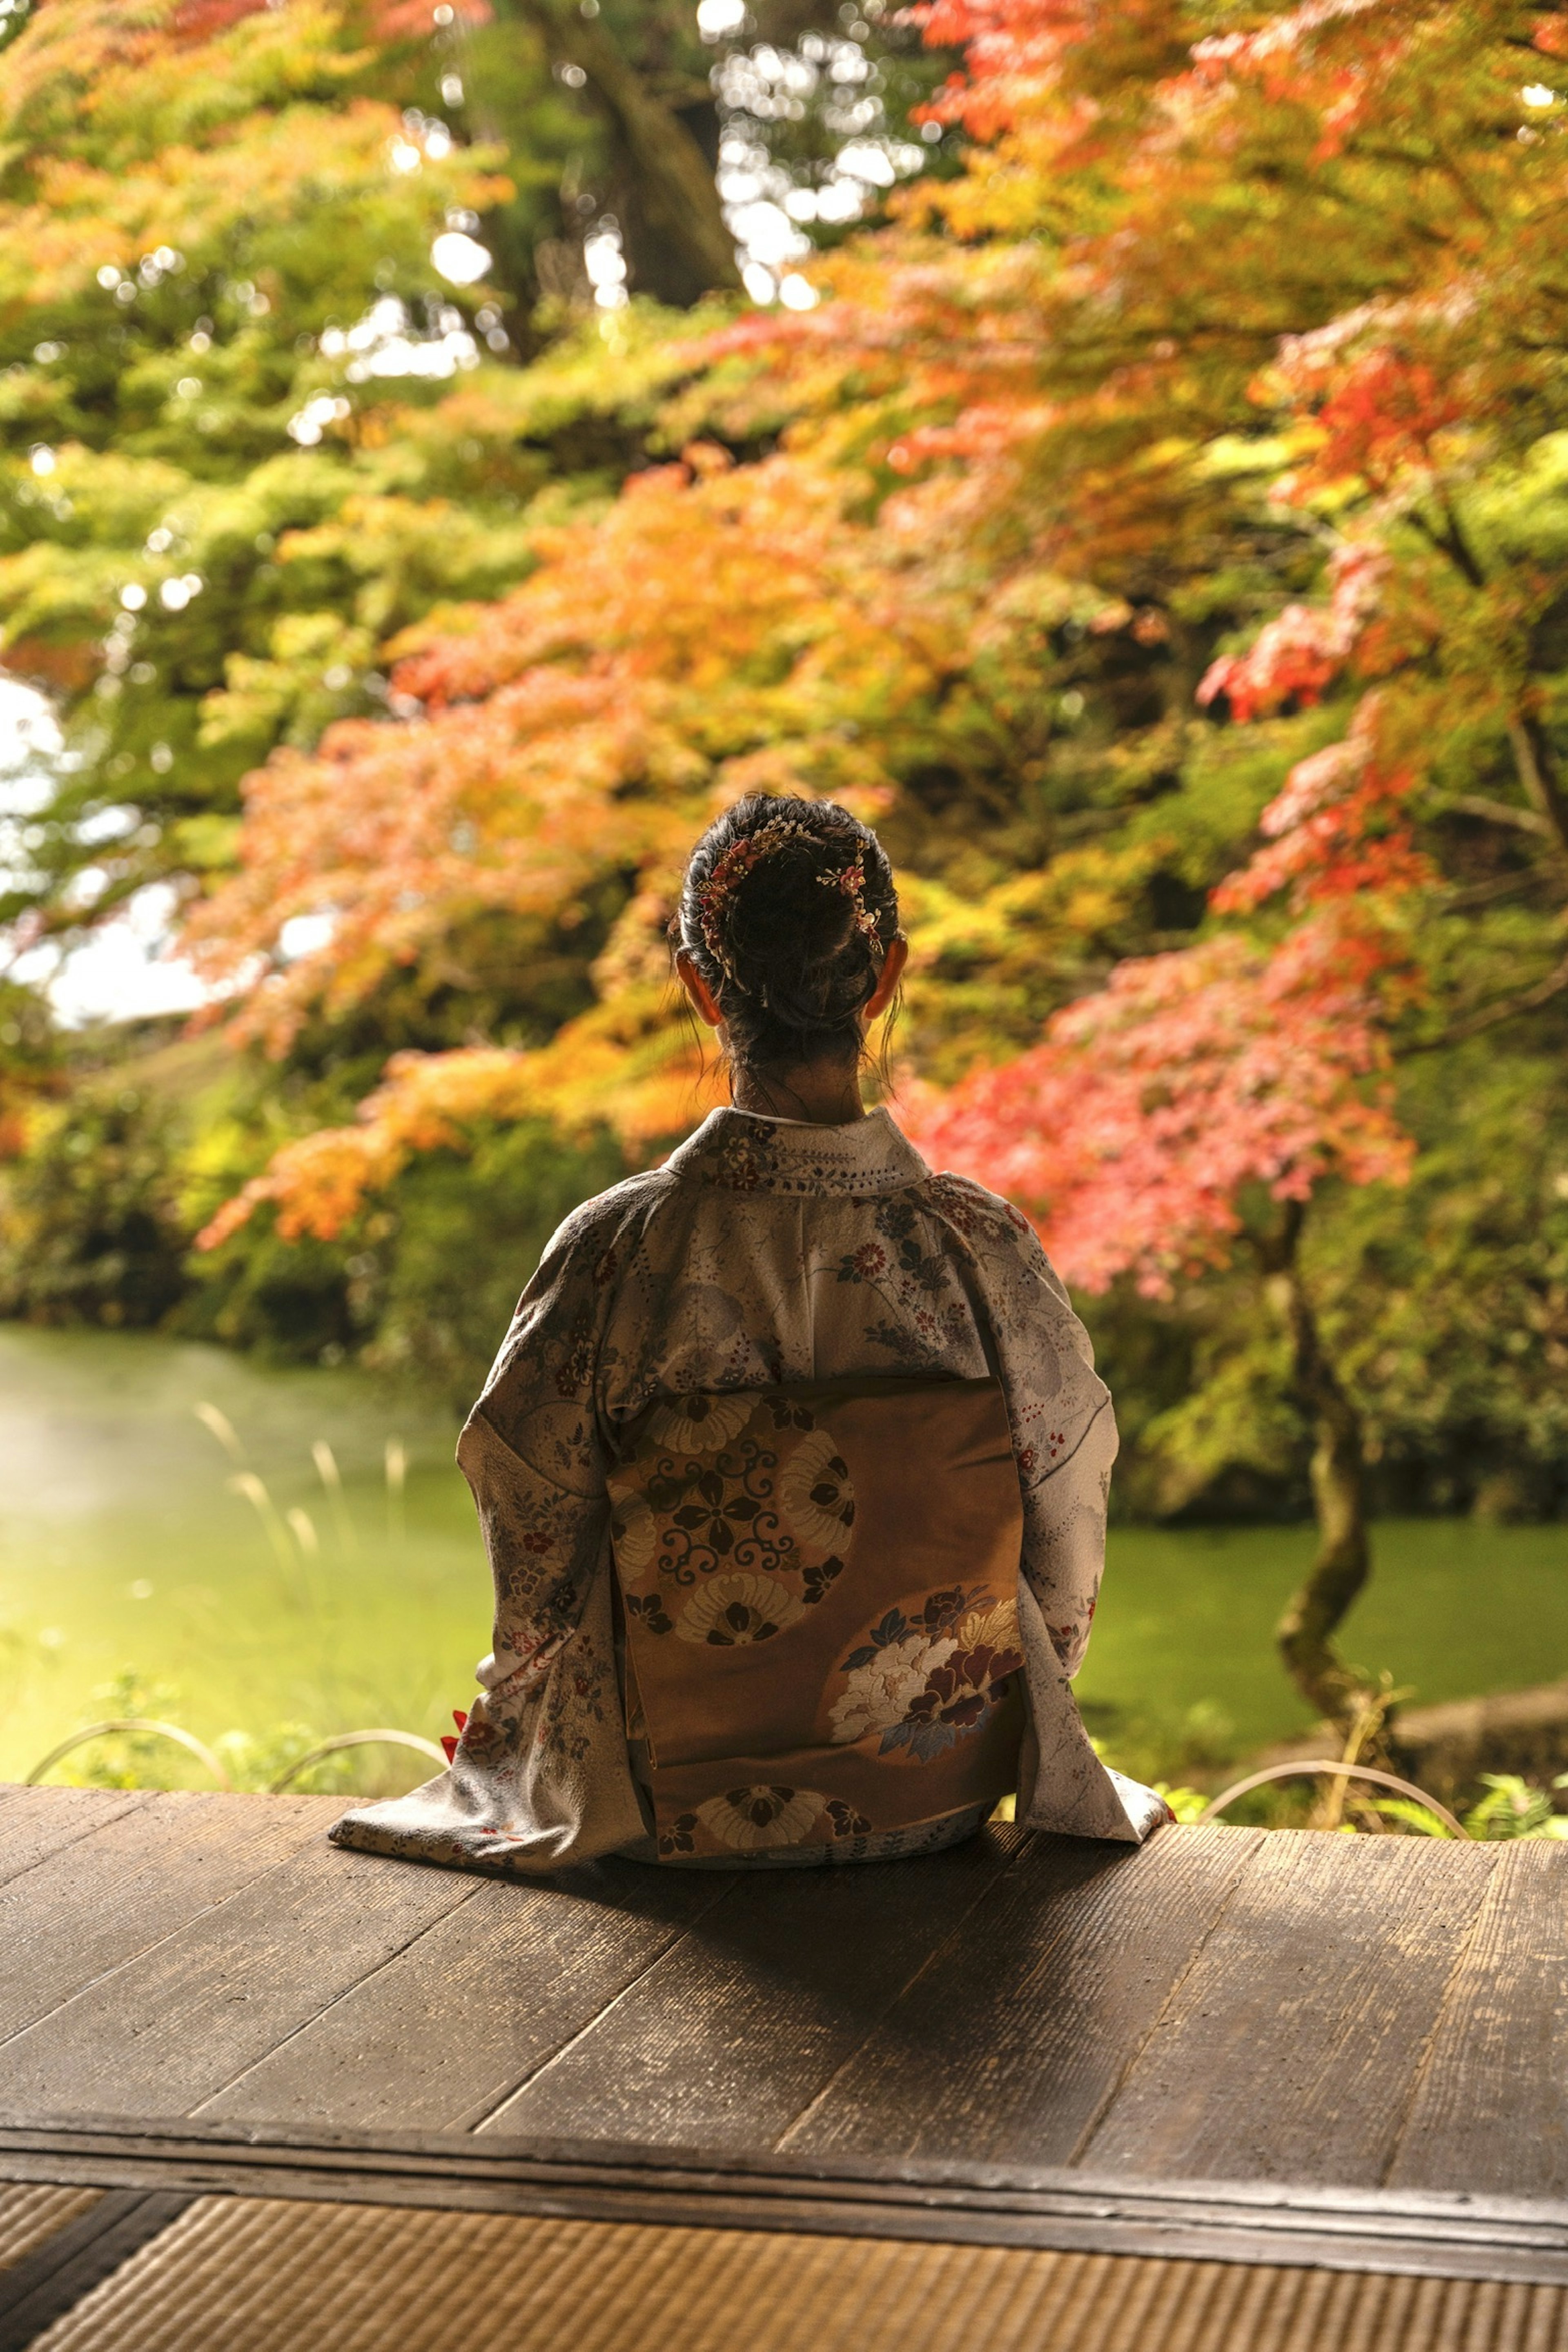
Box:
left=730, top=1056, right=866, bottom=1126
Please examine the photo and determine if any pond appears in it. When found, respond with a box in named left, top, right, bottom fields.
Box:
left=0, top=1326, right=1564, bottom=1792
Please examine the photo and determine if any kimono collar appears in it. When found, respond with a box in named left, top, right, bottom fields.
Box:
left=666, top=1105, right=931, bottom=1197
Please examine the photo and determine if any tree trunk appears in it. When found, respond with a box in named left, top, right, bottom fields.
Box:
left=512, top=0, right=741, bottom=305
left=1267, top=1205, right=1374, bottom=1732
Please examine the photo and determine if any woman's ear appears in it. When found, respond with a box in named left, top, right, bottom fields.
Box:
left=864, top=934, right=909, bottom=1021
left=675, top=948, right=725, bottom=1029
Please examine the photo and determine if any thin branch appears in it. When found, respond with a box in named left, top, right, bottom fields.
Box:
left=1506, top=711, right=1568, bottom=861
left=1431, top=951, right=1568, bottom=1046
left=1408, top=500, right=1486, bottom=590
left=1451, top=793, right=1554, bottom=836
left=1445, top=871, right=1549, bottom=913
left=1430, top=147, right=1499, bottom=230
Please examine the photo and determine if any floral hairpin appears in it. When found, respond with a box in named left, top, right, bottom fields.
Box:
left=817, top=852, right=884, bottom=952
left=694, top=818, right=883, bottom=980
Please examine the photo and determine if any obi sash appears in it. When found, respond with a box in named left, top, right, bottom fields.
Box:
left=606, top=1376, right=1027, bottom=1862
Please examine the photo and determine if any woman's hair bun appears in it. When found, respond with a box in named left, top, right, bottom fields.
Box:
left=675, top=794, right=900, bottom=1075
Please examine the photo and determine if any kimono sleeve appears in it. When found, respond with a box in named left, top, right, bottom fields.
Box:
left=929, top=1174, right=1166, bottom=1845
left=330, top=1196, right=647, bottom=1873
left=948, top=1186, right=1118, bottom=1677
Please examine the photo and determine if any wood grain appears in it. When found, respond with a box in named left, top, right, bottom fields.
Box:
left=0, top=1795, right=338, bottom=2046
left=481, top=1826, right=1029, bottom=2149
left=786, top=1824, right=1262, bottom=2164
left=1389, top=1840, right=1568, bottom=2198
left=199, top=1861, right=729, bottom=2133
left=0, top=1839, right=474, bottom=2120
left=0, top=1789, right=152, bottom=1891
left=1080, top=1831, right=1501, bottom=2189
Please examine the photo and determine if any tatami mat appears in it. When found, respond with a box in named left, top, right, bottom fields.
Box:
left=22, top=2196, right=1568, bottom=2352
left=0, top=2185, right=102, bottom=2276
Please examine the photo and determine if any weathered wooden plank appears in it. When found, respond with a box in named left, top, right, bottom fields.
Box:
left=0, top=1794, right=339, bottom=2047
left=0, top=1788, right=152, bottom=1890
left=482, top=1826, right=1029, bottom=2149
left=1080, top=1831, right=1501, bottom=2189
left=0, top=1840, right=475, bottom=2121
left=1389, top=1840, right=1568, bottom=2198
left=786, top=1824, right=1263, bottom=2164
left=7, top=2116, right=1568, bottom=2283
left=199, top=1862, right=731, bottom=2133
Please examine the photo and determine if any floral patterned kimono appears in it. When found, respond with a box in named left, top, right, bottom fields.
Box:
left=331, top=1107, right=1167, bottom=1878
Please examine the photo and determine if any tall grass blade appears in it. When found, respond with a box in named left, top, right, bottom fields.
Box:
left=385, top=1437, right=406, bottom=1547
left=229, top=1471, right=299, bottom=1588
left=312, top=1438, right=358, bottom=1556
left=286, top=1506, right=321, bottom=1559
left=194, top=1401, right=246, bottom=1465
left=285, top=1503, right=327, bottom=1616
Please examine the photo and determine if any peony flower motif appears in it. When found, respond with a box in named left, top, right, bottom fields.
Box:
left=646, top=1391, right=755, bottom=1455
left=677, top=1572, right=804, bottom=1646
left=901, top=1638, right=1025, bottom=1751
left=696, top=1785, right=825, bottom=1851
left=609, top=1488, right=658, bottom=1575
left=778, top=1428, right=856, bottom=1550
left=829, top=1632, right=956, bottom=1744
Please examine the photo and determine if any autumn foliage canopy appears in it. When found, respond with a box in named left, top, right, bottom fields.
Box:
left=165, top=0, right=1568, bottom=1327
left=6, top=0, right=1568, bottom=1350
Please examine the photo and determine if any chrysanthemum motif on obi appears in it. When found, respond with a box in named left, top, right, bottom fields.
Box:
left=677, top=1573, right=805, bottom=1646
left=829, top=1586, right=1024, bottom=1763
left=608, top=1390, right=855, bottom=1635
left=777, top=1427, right=855, bottom=1550
left=608, top=1490, right=657, bottom=1577
left=696, top=1785, right=825, bottom=1851
left=644, top=1392, right=754, bottom=1455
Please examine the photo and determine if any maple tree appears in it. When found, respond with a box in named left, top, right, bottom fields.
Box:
left=902, top=0, right=1568, bottom=1722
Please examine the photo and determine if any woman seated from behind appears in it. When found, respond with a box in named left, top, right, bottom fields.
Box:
left=332, top=796, right=1167, bottom=1876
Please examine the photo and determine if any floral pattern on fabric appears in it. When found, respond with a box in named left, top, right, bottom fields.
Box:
left=606, top=1391, right=855, bottom=1642
left=656, top=1785, right=879, bottom=1859
left=830, top=1586, right=1024, bottom=1761
left=331, top=1105, right=1163, bottom=1880
left=677, top=1573, right=805, bottom=1646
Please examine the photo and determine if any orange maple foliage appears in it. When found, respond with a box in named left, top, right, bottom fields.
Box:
left=183, top=442, right=954, bottom=1045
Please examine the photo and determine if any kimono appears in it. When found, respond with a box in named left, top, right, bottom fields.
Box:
left=331, top=1106, right=1167, bottom=1877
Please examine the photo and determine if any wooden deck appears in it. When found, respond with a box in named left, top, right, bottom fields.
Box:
left=1, top=1786, right=1566, bottom=2348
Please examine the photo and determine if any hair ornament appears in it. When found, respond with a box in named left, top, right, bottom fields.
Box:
left=695, top=815, right=881, bottom=980
left=816, top=851, right=883, bottom=952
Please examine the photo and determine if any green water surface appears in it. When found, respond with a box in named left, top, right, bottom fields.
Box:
left=0, top=1327, right=1561, bottom=1790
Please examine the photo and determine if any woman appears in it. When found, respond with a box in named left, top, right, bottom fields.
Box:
left=332, top=797, right=1167, bottom=1877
